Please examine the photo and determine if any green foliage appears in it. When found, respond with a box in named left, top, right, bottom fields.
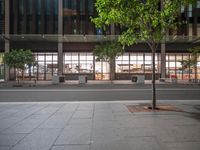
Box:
left=3, top=49, right=35, bottom=71
left=92, top=0, right=195, bottom=47
left=94, top=41, right=124, bottom=61
left=181, top=46, right=200, bottom=69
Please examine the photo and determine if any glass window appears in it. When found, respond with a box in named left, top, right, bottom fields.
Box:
left=54, top=0, right=58, bottom=15
left=80, top=0, right=85, bottom=12
left=36, top=0, right=41, bottom=15
left=116, top=53, right=129, bottom=73
left=19, top=0, right=24, bottom=15
left=0, top=0, right=3, bottom=15
left=88, top=0, right=94, bottom=14
left=28, top=0, right=32, bottom=15
left=45, top=0, right=50, bottom=15
left=63, top=53, right=93, bottom=74
left=197, top=1, right=200, bottom=8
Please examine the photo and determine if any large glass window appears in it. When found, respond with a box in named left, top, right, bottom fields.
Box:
left=45, top=0, right=50, bottom=15
left=63, top=53, right=93, bottom=74
left=19, top=0, right=24, bottom=15
left=116, top=54, right=129, bottom=73
left=26, top=53, right=58, bottom=80
left=54, top=0, right=58, bottom=15
left=165, top=53, right=200, bottom=80
left=27, top=0, right=32, bottom=15
left=88, top=0, right=94, bottom=14
left=0, top=0, right=4, bottom=15
left=80, top=0, right=85, bottom=12
left=0, top=0, right=4, bottom=34
left=116, top=53, right=160, bottom=74
left=36, top=0, right=41, bottom=15
left=80, top=53, right=93, bottom=73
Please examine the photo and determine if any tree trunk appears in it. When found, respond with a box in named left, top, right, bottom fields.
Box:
left=29, top=65, right=31, bottom=81
left=152, top=45, right=156, bottom=109
left=195, top=56, right=197, bottom=83
left=109, top=57, right=115, bottom=82
left=22, top=69, right=24, bottom=81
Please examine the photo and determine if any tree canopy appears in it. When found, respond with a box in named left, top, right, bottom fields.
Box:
left=3, top=49, right=35, bottom=70
left=3, top=49, right=35, bottom=81
left=181, top=46, right=200, bottom=70
left=94, top=41, right=124, bottom=61
left=92, top=0, right=196, bottom=47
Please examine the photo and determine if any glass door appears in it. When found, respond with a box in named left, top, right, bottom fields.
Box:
left=95, top=61, right=110, bottom=80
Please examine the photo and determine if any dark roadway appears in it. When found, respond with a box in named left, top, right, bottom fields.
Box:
left=0, top=88, right=200, bottom=102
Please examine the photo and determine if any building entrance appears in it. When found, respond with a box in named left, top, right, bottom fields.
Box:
left=95, top=61, right=110, bottom=80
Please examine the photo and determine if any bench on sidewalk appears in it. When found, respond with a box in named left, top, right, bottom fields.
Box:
left=159, top=78, right=177, bottom=84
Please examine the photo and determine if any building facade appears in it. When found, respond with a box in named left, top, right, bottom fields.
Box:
left=0, top=0, right=200, bottom=81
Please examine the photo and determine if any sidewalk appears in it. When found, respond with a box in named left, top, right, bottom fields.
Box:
left=0, top=101, right=200, bottom=150
left=1, top=80, right=200, bottom=89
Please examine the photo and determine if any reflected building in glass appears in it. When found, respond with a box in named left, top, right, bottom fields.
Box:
left=0, top=0, right=200, bottom=81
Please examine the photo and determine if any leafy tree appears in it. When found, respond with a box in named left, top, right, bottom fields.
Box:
left=92, top=0, right=195, bottom=109
left=94, top=41, right=124, bottom=80
left=181, top=46, right=200, bottom=83
left=3, top=49, right=35, bottom=82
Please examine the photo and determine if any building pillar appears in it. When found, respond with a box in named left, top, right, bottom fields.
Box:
left=4, top=0, right=9, bottom=81
left=161, top=43, right=166, bottom=78
left=58, top=0, right=63, bottom=76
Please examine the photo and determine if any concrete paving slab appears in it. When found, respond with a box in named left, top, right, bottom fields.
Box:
left=0, top=146, right=12, bottom=150
left=165, top=142, right=200, bottom=150
left=11, top=129, right=61, bottom=150
left=51, top=145, right=90, bottom=150
left=68, top=118, right=92, bottom=125
left=72, top=110, right=93, bottom=119
left=0, top=134, right=26, bottom=146
left=2, top=118, right=45, bottom=134
left=91, top=139, right=130, bottom=150
left=55, top=125, right=91, bottom=145
left=126, top=136, right=165, bottom=150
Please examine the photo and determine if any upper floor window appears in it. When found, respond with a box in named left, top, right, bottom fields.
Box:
left=0, top=0, right=4, bottom=15
left=36, top=0, right=41, bottom=15
left=45, top=0, right=51, bottom=15
left=19, top=0, right=24, bottom=15
left=197, top=1, right=200, bottom=8
left=188, top=4, right=192, bottom=17
left=54, top=0, right=58, bottom=15
left=80, top=0, right=85, bottom=12
left=27, top=0, right=32, bottom=15
left=88, top=0, right=94, bottom=14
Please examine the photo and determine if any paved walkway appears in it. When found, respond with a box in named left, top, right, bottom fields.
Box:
left=1, top=80, right=200, bottom=89
left=0, top=101, right=200, bottom=150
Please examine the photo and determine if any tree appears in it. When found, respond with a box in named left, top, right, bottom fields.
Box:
left=94, top=41, right=124, bottom=81
left=3, top=49, right=35, bottom=83
left=181, top=46, right=200, bottom=83
left=92, top=0, right=195, bottom=109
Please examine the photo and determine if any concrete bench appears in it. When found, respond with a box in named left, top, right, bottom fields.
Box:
left=159, top=78, right=177, bottom=83
left=189, top=79, right=200, bottom=83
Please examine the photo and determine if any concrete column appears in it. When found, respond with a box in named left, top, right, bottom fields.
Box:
left=4, top=0, right=10, bottom=81
left=161, top=43, right=166, bottom=78
left=58, top=0, right=63, bottom=76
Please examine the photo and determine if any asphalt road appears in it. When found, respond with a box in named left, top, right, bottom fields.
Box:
left=0, top=88, right=200, bottom=102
